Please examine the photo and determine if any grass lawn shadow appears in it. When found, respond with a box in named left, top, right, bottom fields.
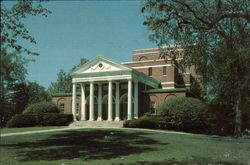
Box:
left=1, top=129, right=168, bottom=162
left=117, top=157, right=245, bottom=165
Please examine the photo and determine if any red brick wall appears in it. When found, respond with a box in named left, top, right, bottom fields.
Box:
left=52, top=96, right=81, bottom=114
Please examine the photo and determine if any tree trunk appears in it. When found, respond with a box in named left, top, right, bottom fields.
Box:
left=234, top=94, right=243, bottom=138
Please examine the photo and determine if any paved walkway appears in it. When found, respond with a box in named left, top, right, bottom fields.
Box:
left=1, top=126, right=203, bottom=137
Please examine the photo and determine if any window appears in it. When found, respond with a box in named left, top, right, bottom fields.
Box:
left=150, top=101, right=156, bottom=114
left=76, top=103, right=79, bottom=114
left=59, top=103, right=65, bottom=112
left=148, top=67, right=152, bottom=76
left=163, top=66, right=167, bottom=76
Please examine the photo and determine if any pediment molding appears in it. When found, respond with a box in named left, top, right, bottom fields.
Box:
left=71, top=56, right=132, bottom=76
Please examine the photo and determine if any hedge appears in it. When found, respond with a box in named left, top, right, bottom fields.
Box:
left=23, top=101, right=59, bottom=115
left=157, top=97, right=212, bottom=133
left=6, top=114, right=38, bottom=128
left=125, top=97, right=214, bottom=134
left=41, top=113, right=73, bottom=126
left=6, top=113, right=73, bottom=128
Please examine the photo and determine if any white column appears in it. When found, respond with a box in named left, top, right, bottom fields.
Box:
left=89, top=82, right=94, bottom=121
left=134, top=81, right=138, bottom=119
left=81, top=83, right=86, bottom=120
left=72, top=83, right=77, bottom=121
left=108, top=80, right=113, bottom=121
left=97, top=83, right=102, bottom=121
left=127, top=79, right=132, bottom=120
left=115, top=82, right=120, bottom=121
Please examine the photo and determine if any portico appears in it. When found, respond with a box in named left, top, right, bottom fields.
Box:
left=70, top=56, right=159, bottom=121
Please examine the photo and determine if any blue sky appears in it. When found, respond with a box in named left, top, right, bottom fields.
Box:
left=3, top=1, right=156, bottom=89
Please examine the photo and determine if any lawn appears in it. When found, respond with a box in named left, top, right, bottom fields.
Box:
left=0, top=126, right=64, bottom=134
left=0, top=128, right=249, bottom=165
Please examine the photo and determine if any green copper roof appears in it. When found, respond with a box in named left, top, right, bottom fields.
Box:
left=143, top=88, right=187, bottom=93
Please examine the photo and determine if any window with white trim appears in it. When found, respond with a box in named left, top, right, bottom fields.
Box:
left=163, top=66, right=167, bottom=76
left=150, top=101, right=156, bottom=114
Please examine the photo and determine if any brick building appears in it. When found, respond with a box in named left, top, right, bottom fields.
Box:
left=52, top=47, right=196, bottom=121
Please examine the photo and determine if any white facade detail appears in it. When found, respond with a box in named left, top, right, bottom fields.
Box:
left=70, top=56, right=159, bottom=121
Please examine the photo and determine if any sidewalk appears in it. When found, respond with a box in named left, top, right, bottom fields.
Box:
left=1, top=126, right=201, bottom=137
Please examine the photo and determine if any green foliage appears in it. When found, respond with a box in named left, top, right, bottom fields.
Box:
left=41, top=113, right=73, bottom=126
left=23, top=101, right=59, bottom=115
left=6, top=113, right=73, bottom=128
left=0, top=1, right=51, bottom=127
left=48, top=58, right=89, bottom=94
left=157, top=97, right=211, bottom=132
left=26, top=81, right=51, bottom=104
left=1, top=1, right=51, bottom=55
left=6, top=114, right=38, bottom=128
left=142, top=0, right=250, bottom=136
left=124, top=116, right=159, bottom=129
left=48, top=69, right=72, bottom=93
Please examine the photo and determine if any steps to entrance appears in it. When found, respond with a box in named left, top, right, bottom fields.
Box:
left=69, top=120, right=124, bottom=128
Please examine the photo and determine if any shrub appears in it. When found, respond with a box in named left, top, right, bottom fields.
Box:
left=157, top=97, right=212, bottom=133
left=6, top=114, right=38, bottom=128
left=41, top=113, right=73, bottom=126
left=124, top=115, right=167, bottom=129
left=23, top=101, right=59, bottom=115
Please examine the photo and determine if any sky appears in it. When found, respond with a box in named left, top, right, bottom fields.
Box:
left=3, top=1, right=156, bottom=89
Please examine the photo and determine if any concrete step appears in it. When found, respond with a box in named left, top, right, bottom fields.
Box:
left=69, top=120, right=124, bottom=128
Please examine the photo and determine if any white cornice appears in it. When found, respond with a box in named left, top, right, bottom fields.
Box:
left=72, top=75, right=132, bottom=83
left=132, top=64, right=171, bottom=69
left=161, top=82, right=175, bottom=85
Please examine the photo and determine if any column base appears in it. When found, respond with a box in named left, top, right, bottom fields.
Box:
left=89, top=118, right=95, bottom=121
left=108, top=119, right=113, bottom=121
left=97, top=117, right=103, bottom=121
left=114, top=117, right=120, bottom=121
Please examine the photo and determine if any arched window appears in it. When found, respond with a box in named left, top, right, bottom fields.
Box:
left=164, top=94, right=177, bottom=102
left=139, top=56, right=148, bottom=61
left=57, top=98, right=65, bottom=113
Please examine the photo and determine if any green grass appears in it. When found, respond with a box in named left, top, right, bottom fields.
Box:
left=0, top=128, right=249, bottom=165
left=0, top=126, right=63, bottom=134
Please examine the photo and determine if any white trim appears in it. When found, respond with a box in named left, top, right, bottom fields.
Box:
left=121, top=58, right=183, bottom=65
left=132, top=45, right=181, bottom=52
left=161, top=82, right=175, bottom=85
left=121, top=59, right=166, bottom=64
left=182, top=73, right=191, bottom=75
left=132, top=64, right=171, bottom=69
left=162, top=87, right=175, bottom=89
left=72, top=75, right=132, bottom=83
left=133, top=51, right=160, bottom=55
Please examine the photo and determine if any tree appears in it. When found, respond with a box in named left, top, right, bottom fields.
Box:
left=48, top=69, right=72, bottom=93
left=48, top=58, right=89, bottom=94
left=0, top=1, right=51, bottom=126
left=142, top=0, right=250, bottom=137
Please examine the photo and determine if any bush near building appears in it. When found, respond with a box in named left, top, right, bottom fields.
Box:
left=22, top=101, right=59, bottom=115
left=157, top=97, right=213, bottom=133
left=6, top=114, right=38, bottom=128
left=6, top=102, right=73, bottom=128
left=125, top=97, right=214, bottom=134
left=41, top=113, right=73, bottom=126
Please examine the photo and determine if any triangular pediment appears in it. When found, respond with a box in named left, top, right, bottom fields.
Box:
left=71, top=56, right=132, bottom=75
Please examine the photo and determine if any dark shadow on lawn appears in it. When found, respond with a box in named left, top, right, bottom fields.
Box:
left=116, top=157, right=244, bottom=165
left=1, top=129, right=168, bottom=162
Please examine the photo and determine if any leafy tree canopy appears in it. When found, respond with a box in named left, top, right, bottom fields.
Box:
left=48, top=58, right=89, bottom=94
left=142, top=0, right=250, bottom=137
